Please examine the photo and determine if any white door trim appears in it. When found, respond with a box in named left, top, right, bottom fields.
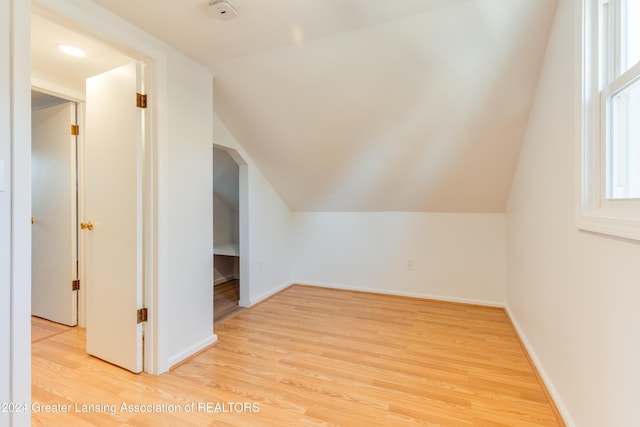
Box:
left=3, top=0, right=32, bottom=425
left=212, top=144, right=251, bottom=309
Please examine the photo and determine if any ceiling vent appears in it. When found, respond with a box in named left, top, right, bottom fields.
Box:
left=209, top=0, right=238, bottom=20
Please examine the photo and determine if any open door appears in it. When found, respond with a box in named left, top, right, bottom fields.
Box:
left=31, top=101, right=78, bottom=326
left=84, top=63, right=144, bottom=373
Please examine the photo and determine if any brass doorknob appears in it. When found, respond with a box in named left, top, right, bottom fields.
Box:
left=31, top=217, right=35, bottom=224
left=80, top=221, right=94, bottom=231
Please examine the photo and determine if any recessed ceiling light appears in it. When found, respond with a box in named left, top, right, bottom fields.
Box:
left=57, top=44, right=86, bottom=57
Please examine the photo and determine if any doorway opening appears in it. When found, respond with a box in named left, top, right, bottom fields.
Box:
left=213, top=146, right=243, bottom=323
left=30, top=8, right=154, bottom=374
left=213, top=144, right=250, bottom=325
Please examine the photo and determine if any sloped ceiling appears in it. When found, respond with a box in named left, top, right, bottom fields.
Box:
left=92, top=0, right=558, bottom=212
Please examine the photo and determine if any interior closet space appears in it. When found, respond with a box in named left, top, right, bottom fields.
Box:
left=213, top=146, right=241, bottom=323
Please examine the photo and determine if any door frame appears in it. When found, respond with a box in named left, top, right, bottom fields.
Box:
left=213, top=144, right=250, bottom=308
left=31, top=4, right=158, bottom=373
left=31, top=84, right=84, bottom=323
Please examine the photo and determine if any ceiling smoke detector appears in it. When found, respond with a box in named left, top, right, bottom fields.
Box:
left=209, top=0, right=238, bottom=20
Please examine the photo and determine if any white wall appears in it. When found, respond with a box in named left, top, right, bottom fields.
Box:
left=506, top=1, right=640, bottom=426
left=0, top=0, right=31, bottom=426
left=213, top=255, right=237, bottom=285
left=213, top=192, right=237, bottom=247
left=213, top=193, right=238, bottom=284
left=213, top=113, right=293, bottom=306
left=163, top=55, right=215, bottom=369
left=248, top=164, right=294, bottom=304
left=293, top=212, right=507, bottom=306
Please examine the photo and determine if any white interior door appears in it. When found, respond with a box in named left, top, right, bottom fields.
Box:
left=84, top=63, right=143, bottom=373
left=31, top=101, right=78, bottom=326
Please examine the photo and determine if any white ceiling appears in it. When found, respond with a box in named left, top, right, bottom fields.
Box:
left=31, top=13, right=133, bottom=94
left=43, top=0, right=558, bottom=212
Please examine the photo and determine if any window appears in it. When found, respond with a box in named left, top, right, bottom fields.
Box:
left=578, top=0, right=640, bottom=240
left=601, top=0, right=640, bottom=199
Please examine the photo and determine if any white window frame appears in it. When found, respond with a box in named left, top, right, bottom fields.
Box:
left=577, top=0, right=640, bottom=241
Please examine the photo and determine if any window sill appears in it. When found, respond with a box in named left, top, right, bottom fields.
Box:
left=577, top=213, right=640, bottom=242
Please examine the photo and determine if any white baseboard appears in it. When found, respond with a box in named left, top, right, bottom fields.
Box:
left=246, top=281, right=294, bottom=307
left=293, top=280, right=505, bottom=308
left=168, top=333, right=218, bottom=369
left=505, top=308, right=575, bottom=427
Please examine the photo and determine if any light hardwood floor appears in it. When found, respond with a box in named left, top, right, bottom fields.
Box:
left=32, top=285, right=564, bottom=426
left=31, top=316, right=73, bottom=343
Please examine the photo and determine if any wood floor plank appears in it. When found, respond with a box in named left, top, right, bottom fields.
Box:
left=31, top=316, right=73, bottom=343
left=215, top=279, right=244, bottom=323
left=32, top=284, right=564, bottom=426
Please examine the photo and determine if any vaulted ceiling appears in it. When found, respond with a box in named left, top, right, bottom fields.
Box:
left=48, top=0, right=559, bottom=212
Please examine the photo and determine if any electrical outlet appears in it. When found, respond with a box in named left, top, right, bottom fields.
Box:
left=406, top=258, right=415, bottom=270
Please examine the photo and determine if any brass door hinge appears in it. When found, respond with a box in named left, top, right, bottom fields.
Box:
left=136, top=93, right=147, bottom=109
left=137, top=307, right=148, bottom=323
left=71, top=124, right=79, bottom=135
left=72, top=280, right=80, bottom=291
